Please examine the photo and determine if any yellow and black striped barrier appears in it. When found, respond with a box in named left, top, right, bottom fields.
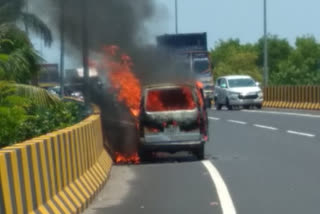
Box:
left=0, top=114, right=112, bottom=214
left=263, top=86, right=320, bottom=110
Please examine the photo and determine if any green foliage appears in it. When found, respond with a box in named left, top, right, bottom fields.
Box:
left=0, top=81, right=87, bottom=148
left=0, top=81, right=29, bottom=147
left=211, top=39, right=262, bottom=82
left=210, top=35, right=320, bottom=85
left=0, top=0, right=52, bottom=45
left=256, top=35, right=293, bottom=84
left=17, top=102, right=86, bottom=143
left=0, top=0, right=52, bottom=83
left=14, top=83, right=60, bottom=106
left=0, top=24, right=43, bottom=83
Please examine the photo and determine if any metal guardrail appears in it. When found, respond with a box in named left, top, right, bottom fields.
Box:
left=263, top=86, right=320, bottom=110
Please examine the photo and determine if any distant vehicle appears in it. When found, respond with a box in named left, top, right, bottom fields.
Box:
left=214, top=75, right=263, bottom=110
left=156, top=33, right=214, bottom=108
left=138, top=83, right=208, bottom=160
left=47, top=85, right=84, bottom=101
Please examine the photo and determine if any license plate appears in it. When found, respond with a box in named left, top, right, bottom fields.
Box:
left=164, top=126, right=179, bottom=135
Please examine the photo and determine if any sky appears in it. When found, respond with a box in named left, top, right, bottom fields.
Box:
left=33, top=0, right=320, bottom=68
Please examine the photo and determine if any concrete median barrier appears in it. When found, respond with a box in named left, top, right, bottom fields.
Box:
left=263, top=86, right=320, bottom=110
left=0, top=114, right=112, bottom=214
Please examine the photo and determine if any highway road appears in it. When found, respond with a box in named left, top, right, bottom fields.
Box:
left=84, top=108, right=320, bottom=214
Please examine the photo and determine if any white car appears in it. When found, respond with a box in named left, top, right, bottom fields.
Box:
left=214, top=75, right=263, bottom=110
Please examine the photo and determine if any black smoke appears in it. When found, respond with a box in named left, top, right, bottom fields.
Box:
left=31, top=0, right=194, bottom=158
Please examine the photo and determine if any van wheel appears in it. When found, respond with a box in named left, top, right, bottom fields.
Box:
left=226, top=103, right=234, bottom=110
left=215, top=103, right=222, bottom=110
left=226, top=98, right=233, bottom=110
left=256, top=104, right=262, bottom=109
left=205, top=98, right=212, bottom=108
left=214, top=98, right=222, bottom=110
left=194, top=144, right=205, bottom=160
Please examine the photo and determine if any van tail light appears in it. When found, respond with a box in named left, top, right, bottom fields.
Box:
left=172, top=121, right=178, bottom=126
left=144, top=127, right=160, bottom=134
left=162, top=122, right=167, bottom=128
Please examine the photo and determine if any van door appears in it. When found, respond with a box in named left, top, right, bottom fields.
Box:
left=219, top=78, right=228, bottom=104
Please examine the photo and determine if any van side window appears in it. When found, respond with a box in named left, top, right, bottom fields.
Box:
left=220, top=78, right=227, bottom=86
left=217, top=79, right=222, bottom=86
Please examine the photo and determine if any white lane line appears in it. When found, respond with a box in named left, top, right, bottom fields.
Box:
left=227, top=120, right=247, bottom=125
left=209, top=117, right=221, bottom=121
left=242, top=109, right=320, bottom=119
left=202, top=160, right=237, bottom=214
left=287, top=130, right=316, bottom=138
left=253, top=124, right=278, bottom=131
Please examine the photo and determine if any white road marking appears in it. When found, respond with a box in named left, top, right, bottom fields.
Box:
left=287, top=130, right=316, bottom=138
left=227, top=120, right=247, bottom=125
left=242, top=109, right=320, bottom=119
left=253, top=124, right=278, bottom=131
left=202, top=160, right=237, bottom=214
left=209, top=117, right=221, bottom=121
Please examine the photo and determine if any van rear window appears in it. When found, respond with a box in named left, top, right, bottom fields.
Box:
left=146, top=87, right=196, bottom=112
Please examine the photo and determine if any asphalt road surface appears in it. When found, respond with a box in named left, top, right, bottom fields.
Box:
left=84, top=108, right=320, bottom=214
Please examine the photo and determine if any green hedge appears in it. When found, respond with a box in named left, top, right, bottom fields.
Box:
left=0, top=82, right=88, bottom=148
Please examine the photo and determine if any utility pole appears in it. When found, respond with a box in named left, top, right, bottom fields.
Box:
left=25, top=0, right=29, bottom=34
left=175, top=0, right=178, bottom=34
left=82, top=0, right=90, bottom=105
left=60, top=0, right=65, bottom=97
left=263, top=0, right=269, bottom=86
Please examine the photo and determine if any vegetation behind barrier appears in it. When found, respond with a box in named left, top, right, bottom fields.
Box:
left=0, top=113, right=112, bottom=214
left=0, top=81, right=88, bottom=148
left=210, top=36, right=320, bottom=85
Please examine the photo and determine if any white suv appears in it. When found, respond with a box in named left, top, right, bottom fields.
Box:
left=214, top=75, right=263, bottom=110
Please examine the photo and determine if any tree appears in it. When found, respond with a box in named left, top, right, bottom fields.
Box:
left=210, top=39, right=262, bottom=82
left=0, top=81, right=84, bottom=147
left=273, top=36, right=320, bottom=85
left=0, top=0, right=53, bottom=83
left=0, top=25, right=42, bottom=83
left=0, top=0, right=52, bottom=45
left=256, top=35, right=293, bottom=85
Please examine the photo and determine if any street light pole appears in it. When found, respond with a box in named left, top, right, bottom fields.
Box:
left=82, top=0, right=90, bottom=105
left=25, top=0, right=29, bottom=34
left=175, top=0, right=178, bottom=34
left=59, top=0, right=65, bottom=97
left=263, top=0, right=269, bottom=86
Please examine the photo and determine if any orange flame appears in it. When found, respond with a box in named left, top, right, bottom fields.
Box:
left=102, top=45, right=141, bottom=117
left=196, top=81, right=204, bottom=108
left=146, top=87, right=196, bottom=112
left=115, top=152, right=140, bottom=164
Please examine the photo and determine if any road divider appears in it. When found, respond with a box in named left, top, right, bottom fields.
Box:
left=0, top=113, right=112, bottom=214
left=263, top=86, right=320, bottom=110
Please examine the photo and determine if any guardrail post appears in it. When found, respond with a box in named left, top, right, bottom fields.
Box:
left=311, top=86, right=316, bottom=110
left=302, top=86, right=308, bottom=109
left=297, top=86, right=303, bottom=108
left=289, top=86, right=294, bottom=108
left=316, top=86, right=320, bottom=110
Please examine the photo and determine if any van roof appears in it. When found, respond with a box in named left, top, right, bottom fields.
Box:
left=143, top=82, right=195, bottom=91
left=219, top=75, right=252, bottom=80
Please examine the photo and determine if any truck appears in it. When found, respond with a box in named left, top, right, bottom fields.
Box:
left=156, top=32, right=214, bottom=107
